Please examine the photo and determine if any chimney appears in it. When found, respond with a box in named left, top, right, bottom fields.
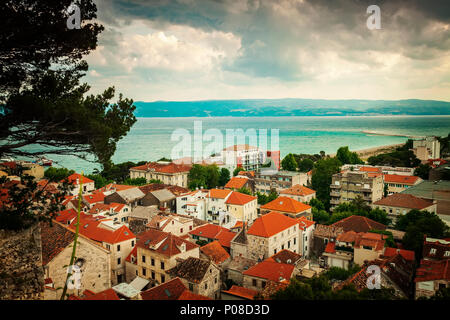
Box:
left=180, top=242, right=186, bottom=253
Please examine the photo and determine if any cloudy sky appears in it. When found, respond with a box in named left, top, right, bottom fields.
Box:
left=83, top=0, right=450, bottom=101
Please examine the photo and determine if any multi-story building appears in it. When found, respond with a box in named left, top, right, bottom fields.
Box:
left=383, top=174, right=422, bottom=195
left=247, top=211, right=301, bottom=261
left=135, top=229, right=199, bottom=286
left=210, top=144, right=265, bottom=172
left=205, top=189, right=232, bottom=223
left=225, top=192, right=258, bottom=225
left=330, top=171, right=383, bottom=210
left=341, top=164, right=415, bottom=176
left=65, top=173, right=95, bottom=195
left=411, top=136, right=440, bottom=161
left=254, top=169, right=308, bottom=195
left=146, top=214, right=194, bottom=237
left=69, top=217, right=136, bottom=285
left=129, top=161, right=191, bottom=188
left=242, top=259, right=295, bottom=292
left=372, top=193, right=436, bottom=223
left=176, top=190, right=208, bottom=220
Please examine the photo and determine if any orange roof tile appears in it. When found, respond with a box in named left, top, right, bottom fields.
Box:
left=247, top=212, right=298, bottom=238
left=69, top=219, right=135, bottom=244
left=82, top=288, right=119, bottom=300
left=224, top=177, right=249, bottom=189
left=222, top=285, right=258, bottom=300
left=225, top=191, right=256, bottom=205
left=261, top=196, right=311, bottom=214
left=243, top=260, right=294, bottom=282
left=383, top=174, right=420, bottom=185
left=382, top=247, right=415, bottom=262
left=359, top=167, right=382, bottom=173
left=373, top=193, right=434, bottom=210
left=64, top=173, right=94, bottom=185
left=189, top=223, right=229, bottom=239
left=297, top=216, right=315, bottom=230
left=206, top=188, right=232, bottom=199
left=83, top=192, right=105, bottom=204
left=130, top=162, right=191, bottom=174
left=137, top=229, right=198, bottom=257
left=200, top=240, right=230, bottom=264
left=280, top=185, right=316, bottom=196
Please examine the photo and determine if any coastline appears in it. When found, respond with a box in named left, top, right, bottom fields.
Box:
left=329, top=143, right=404, bottom=160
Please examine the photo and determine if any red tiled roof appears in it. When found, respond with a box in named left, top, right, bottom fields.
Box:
left=324, top=242, right=336, bottom=254
left=383, top=174, right=420, bottom=185
left=83, top=192, right=105, bottom=204
left=200, top=240, right=230, bottom=264
left=40, top=221, right=75, bottom=265
left=247, top=211, right=298, bottom=238
left=222, top=285, right=258, bottom=300
left=373, top=193, right=434, bottom=210
left=332, top=215, right=386, bottom=233
left=266, top=249, right=302, bottom=265
left=140, top=278, right=187, bottom=300
left=130, top=162, right=191, bottom=174
left=206, top=188, right=232, bottom=199
left=415, top=259, right=450, bottom=282
left=225, top=191, right=256, bottom=205
left=224, top=177, right=249, bottom=189
left=215, top=230, right=236, bottom=248
left=243, top=260, right=295, bottom=282
left=261, top=196, right=311, bottom=214
left=189, top=223, right=229, bottom=239
left=137, top=229, right=198, bottom=257
left=354, top=232, right=386, bottom=251
left=69, top=218, right=135, bottom=244
left=382, top=247, right=415, bottom=262
left=178, top=290, right=211, bottom=300
left=297, top=216, right=315, bottom=230
left=125, top=246, right=137, bottom=264
left=359, top=167, right=382, bottom=173
left=54, top=209, right=81, bottom=224
left=280, top=185, right=316, bottom=196
left=82, top=288, right=120, bottom=300
left=64, top=173, right=94, bottom=185
left=337, top=231, right=358, bottom=243
left=422, top=238, right=450, bottom=260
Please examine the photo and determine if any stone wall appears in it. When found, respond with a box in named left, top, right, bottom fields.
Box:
left=0, top=224, right=44, bottom=300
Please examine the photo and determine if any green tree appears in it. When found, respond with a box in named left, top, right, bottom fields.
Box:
left=324, top=265, right=361, bottom=281
left=233, top=166, right=243, bottom=177
left=86, top=173, right=111, bottom=189
left=237, top=187, right=252, bottom=195
left=100, top=161, right=146, bottom=183
left=336, top=146, right=363, bottom=165
left=311, top=157, right=342, bottom=210
left=44, top=167, right=75, bottom=181
left=123, top=177, right=147, bottom=186
left=414, top=164, right=431, bottom=180
left=281, top=153, right=298, bottom=171
left=312, top=207, right=330, bottom=225
left=298, top=159, right=314, bottom=172
left=0, top=1, right=136, bottom=166
left=218, top=168, right=231, bottom=187
left=188, top=164, right=207, bottom=190
left=205, top=164, right=220, bottom=189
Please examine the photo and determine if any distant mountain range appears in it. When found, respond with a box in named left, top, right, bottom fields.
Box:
left=133, top=98, right=450, bottom=117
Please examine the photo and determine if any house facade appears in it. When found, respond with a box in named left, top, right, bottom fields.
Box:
left=129, top=161, right=191, bottom=188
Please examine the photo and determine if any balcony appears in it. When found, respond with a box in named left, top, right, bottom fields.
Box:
left=330, top=191, right=340, bottom=197
left=330, top=199, right=340, bottom=205
left=330, top=184, right=341, bottom=189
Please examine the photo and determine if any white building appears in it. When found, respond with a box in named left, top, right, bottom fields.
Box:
left=412, top=136, right=440, bottom=161
left=176, top=190, right=208, bottom=220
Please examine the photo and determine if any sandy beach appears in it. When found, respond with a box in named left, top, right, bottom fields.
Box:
left=329, top=143, right=404, bottom=160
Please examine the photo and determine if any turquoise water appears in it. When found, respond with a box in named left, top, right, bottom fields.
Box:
left=41, top=116, right=450, bottom=173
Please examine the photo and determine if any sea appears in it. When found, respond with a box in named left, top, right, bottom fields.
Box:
left=24, top=115, right=450, bottom=173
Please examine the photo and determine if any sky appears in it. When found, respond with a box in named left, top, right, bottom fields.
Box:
left=82, top=0, right=450, bottom=102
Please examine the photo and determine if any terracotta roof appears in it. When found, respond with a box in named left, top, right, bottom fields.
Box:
left=354, top=232, right=386, bottom=251
left=243, top=260, right=294, bottom=282
left=337, top=231, right=359, bottom=243
left=64, top=173, right=94, bottom=185
left=40, top=221, right=76, bottom=265
left=206, top=188, right=232, bottom=199
left=231, top=228, right=247, bottom=244
left=247, top=211, right=298, bottom=238
left=130, top=162, right=191, bottom=174
left=266, top=249, right=302, bottom=265
left=373, top=193, right=434, bottom=210
left=137, top=229, right=198, bottom=257
left=138, top=183, right=189, bottom=196
left=81, top=288, right=120, bottom=300
left=88, top=203, right=112, bottom=214
left=359, top=167, right=382, bottom=173
left=200, top=240, right=230, bottom=265
left=382, top=247, right=415, bottom=262
left=125, top=246, right=137, bottom=264
left=140, top=278, right=187, bottom=300
left=83, top=193, right=105, bottom=204
left=258, top=280, right=289, bottom=300
left=166, top=257, right=212, bottom=283
left=383, top=174, right=420, bottom=185
left=189, top=223, right=230, bottom=239
left=225, top=191, right=256, bottom=205
left=54, top=209, right=80, bottom=224
left=332, top=215, right=386, bottom=233
left=280, top=185, right=316, bottom=196
left=261, top=196, right=311, bottom=214
left=69, top=218, right=135, bottom=244
left=224, top=177, right=249, bottom=189
left=422, top=238, right=450, bottom=260
left=297, top=216, right=315, bottom=230
left=215, top=229, right=237, bottom=248
left=177, top=290, right=212, bottom=300
left=222, top=285, right=258, bottom=300
left=324, top=242, right=336, bottom=254
left=415, top=259, right=450, bottom=282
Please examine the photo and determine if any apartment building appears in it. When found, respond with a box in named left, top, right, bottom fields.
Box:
left=341, top=164, right=415, bottom=176
left=176, top=190, right=208, bottom=220
left=129, top=161, right=191, bottom=188
left=411, top=136, right=440, bottom=161
left=330, top=171, right=383, bottom=210
left=136, top=229, right=199, bottom=285
left=260, top=196, right=312, bottom=220
left=225, top=191, right=258, bottom=224
left=280, top=185, right=316, bottom=203
left=205, top=189, right=232, bottom=223
left=383, top=174, right=422, bottom=195
left=254, top=169, right=308, bottom=195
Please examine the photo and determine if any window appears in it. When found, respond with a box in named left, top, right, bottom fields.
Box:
left=161, top=275, right=165, bottom=283
left=262, top=281, right=266, bottom=288
left=252, top=279, right=257, bottom=286
left=189, top=283, right=194, bottom=291
left=151, top=272, right=155, bottom=280
left=445, top=251, right=450, bottom=257
left=205, top=283, right=208, bottom=290
left=161, top=261, right=165, bottom=270
left=215, top=277, right=217, bottom=284
left=151, top=258, right=155, bottom=266
left=180, top=228, right=183, bottom=233
left=142, top=255, right=146, bottom=263
left=430, top=248, right=437, bottom=255
left=131, top=240, right=135, bottom=247
left=105, top=244, right=110, bottom=250
left=117, top=258, right=121, bottom=265
left=294, top=238, right=296, bottom=245
left=117, top=245, right=121, bottom=252
left=142, top=268, right=146, bottom=276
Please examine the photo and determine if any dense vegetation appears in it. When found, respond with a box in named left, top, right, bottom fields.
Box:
left=311, top=157, right=342, bottom=210
left=188, top=164, right=230, bottom=190
left=336, top=146, right=364, bottom=165
left=367, top=140, right=420, bottom=167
